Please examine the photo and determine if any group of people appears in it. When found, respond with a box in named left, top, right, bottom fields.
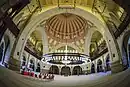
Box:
left=36, top=73, right=55, bottom=80
left=20, top=68, right=55, bottom=80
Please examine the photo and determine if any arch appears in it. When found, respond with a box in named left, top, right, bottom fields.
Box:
left=20, top=55, right=27, bottom=72
left=122, top=30, right=130, bottom=69
left=72, top=66, right=83, bottom=75
left=106, top=54, right=111, bottom=71
left=20, top=52, right=27, bottom=69
left=22, top=55, right=26, bottom=66
left=89, top=31, right=107, bottom=58
left=0, top=43, right=4, bottom=62
left=36, top=62, right=40, bottom=72
left=1, top=35, right=10, bottom=66
left=91, top=63, right=95, bottom=73
left=13, top=7, right=121, bottom=73
left=27, top=30, right=43, bottom=51
left=29, top=59, right=35, bottom=71
left=49, top=65, right=59, bottom=74
left=61, top=66, right=71, bottom=76
left=97, top=59, right=103, bottom=72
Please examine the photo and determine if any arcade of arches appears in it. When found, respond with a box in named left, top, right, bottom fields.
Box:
left=0, top=0, right=130, bottom=87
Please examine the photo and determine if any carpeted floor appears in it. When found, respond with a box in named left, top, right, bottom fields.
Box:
left=0, top=66, right=130, bottom=87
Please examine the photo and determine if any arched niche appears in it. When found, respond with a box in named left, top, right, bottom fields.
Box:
left=29, top=59, right=35, bottom=71
left=97, top=59, right=103, bottom=72
left=49, top=65, right=59, bottom=74
left=36, top=62, right=41, bottom=72
left=89, top=31, right=107, bottom=59
left=91, top=63, right=95, bottom=73
left=72, top=66, right=83, bottom=75
left=61, top=66, right=71, bottom=76
left=21, top=55, right=26, bottom=66
left=20, top=54, right=27, bottom=72
left=121, top=30, right=130, bottom=69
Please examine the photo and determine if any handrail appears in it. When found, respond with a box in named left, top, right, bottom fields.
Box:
left=44, top=52, right=89, bottom=57
left=24, top=46, right=42, bottom=60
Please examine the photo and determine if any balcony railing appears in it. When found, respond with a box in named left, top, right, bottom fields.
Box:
left=90, top=42, right=108, bottom=60
left=24, top=46, right=42, bottom=60
left=25, top=39, right=43, bottom=57
left=90, top=47, right=108, bottom=61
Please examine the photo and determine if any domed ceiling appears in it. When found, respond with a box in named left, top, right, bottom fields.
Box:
left=45, top=13, right=88, bottom=43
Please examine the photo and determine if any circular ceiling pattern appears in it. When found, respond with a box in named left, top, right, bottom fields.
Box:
left=45, top=13, right=88, bottom=43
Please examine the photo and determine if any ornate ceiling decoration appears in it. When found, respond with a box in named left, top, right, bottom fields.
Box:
left=45, top=13, right=92, bottom=43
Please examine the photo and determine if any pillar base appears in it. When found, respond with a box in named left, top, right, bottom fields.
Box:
left=8, top=57, right=20, bottom=71
left=111, top=60, right=123, bottom=73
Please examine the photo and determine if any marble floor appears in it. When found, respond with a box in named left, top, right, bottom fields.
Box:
left=0, top=66, right=130, bottom=87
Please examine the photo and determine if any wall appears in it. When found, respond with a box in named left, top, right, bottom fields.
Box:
left=41, top=58, right=93, bottom=74
left=116, top=25, right=130, bottom=67
left=89, top=52, right=109, bottom=73
left=11, top=6, right=123, bottom=73
left=0, top=29, right=16, bottom=66
left=22, top=50, right=41, bottom=72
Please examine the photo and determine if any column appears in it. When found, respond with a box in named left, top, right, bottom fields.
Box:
left=84, top=28, right=95, bottom=55
left=70, top=66, right=73, bottom=75
left=40, top=26, right=49, bottom=55
left=34, top=58, right=37, bottom=72
left=102, top=55, right=106, bottom=72
left=59, top=66, right=61, bottom=75
left=94, top=60, right=97, bottom=73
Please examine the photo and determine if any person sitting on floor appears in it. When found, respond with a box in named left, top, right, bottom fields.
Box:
left=39, top=73, right=42, bottom=78
left=43, top=74, right=47, bottom=79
